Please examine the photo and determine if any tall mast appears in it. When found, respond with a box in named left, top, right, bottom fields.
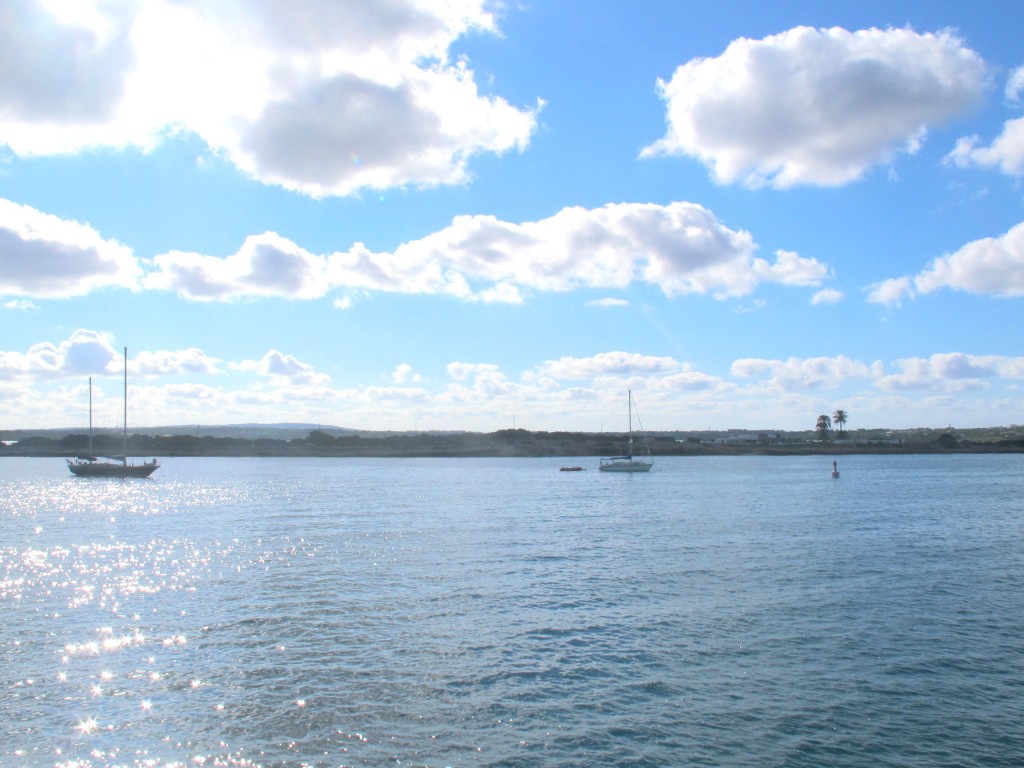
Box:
left=88, top=377, right=93, bottom=454
left=122, top=347, right=128, bottom=466
left=627, top=389, right=633, bottom=457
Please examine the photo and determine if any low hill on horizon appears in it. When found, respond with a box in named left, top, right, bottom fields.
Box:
left=2, top=423, right=1022, bottom=458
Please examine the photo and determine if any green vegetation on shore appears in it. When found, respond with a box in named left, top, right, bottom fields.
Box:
left=2, top=425, right=1022, bottom=458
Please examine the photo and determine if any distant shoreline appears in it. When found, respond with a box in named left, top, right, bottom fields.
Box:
left=2, top=426, right=1022, bottom=458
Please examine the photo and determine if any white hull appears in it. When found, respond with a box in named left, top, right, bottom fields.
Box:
left=599, top=460, right=652, bottom=473
left=600, top=390, right=653, bottom=472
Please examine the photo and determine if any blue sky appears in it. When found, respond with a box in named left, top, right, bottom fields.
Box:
left=1, top=0, right=1023, bottom=433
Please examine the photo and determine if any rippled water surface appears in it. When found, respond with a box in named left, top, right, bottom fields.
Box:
left=2, top=454, right=1023, bottom=767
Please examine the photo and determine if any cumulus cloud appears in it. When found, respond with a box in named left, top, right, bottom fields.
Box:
left=0, top=330, right=107, bottom=380
left=142, top=201, right=831, bottom=303
left=7, top=332, right=1024, bottom=430
left=945, top=61, right=1024, bottom=176
left=144, top=232, right=329, bottom=301
left=876, top=353, right=1024, bottom=391
left=4, top=299, right=38, bottom=310
left=1006, top=65, right=1024, bottom=103
left=914, top=222, right=1024, bottom=296
left=0, top=0, right=539, bottom=197
left=236, top=350, right=331, bottom=386
left=447, top=361, right=501, bottom=382
left=0, top=329, right=218, bottom=381
left=866, top=276, right=914, bottom=306
left=657, top=370, right=727, bottom=392
left=811, top=288, right=844, bottom=305
left=0, top=198, right=142, bottom=298
left=870, top=223, right=1024, bottom=305
left=752, top=250, right=829, bottom=286
left=444, top=361, right=522, bottom=400
left=0, top=196, right=836, bottom=307
left=0, top=0, right=135, bottom=132
left=731, top=355, right=881, bottom=390
left=947, top=117, right=1024, bottom=177
left=528, top=352, right=683, bottom=382
left=643, top=26, right=985, bottom=188
left=392, top=363, right=420, bottom=384
left=2, top=198, right=831, bottom=304
left=134, top=348, right=222, bottom=376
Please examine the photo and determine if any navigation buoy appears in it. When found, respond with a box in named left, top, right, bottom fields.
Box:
left=832, top=460, right=840, bottom=479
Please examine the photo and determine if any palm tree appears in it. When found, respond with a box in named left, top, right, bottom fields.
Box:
left=832, top=409, right=848, bottom=438
left=815, top=414, right=832, bottom=441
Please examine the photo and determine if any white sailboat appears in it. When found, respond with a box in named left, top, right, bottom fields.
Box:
left=599, top=390, right=653, bottom=472
left=67, top=347, right=159, bottom=478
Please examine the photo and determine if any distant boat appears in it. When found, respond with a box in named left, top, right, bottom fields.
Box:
left=599, top=390, right=653, bottom=473
left=67, top=347, right=159, bottom=478
left=560, top=466, right=585, bottom=472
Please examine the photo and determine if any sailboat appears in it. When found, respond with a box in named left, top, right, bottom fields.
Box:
left=599, top=390, right=653, bottom=472
left=67, top=347, right=159, bottom=478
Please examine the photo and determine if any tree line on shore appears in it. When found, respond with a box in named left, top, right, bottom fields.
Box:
left=2, top=424, right=1022, bottom=458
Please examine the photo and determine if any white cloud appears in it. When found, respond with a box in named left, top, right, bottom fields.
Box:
left=476, top=282, right=524, bottom=305
left=811, top=288, right=844, bottom=305
left=871, top=223, right=1024, bottom=305
left=914, top=222, right=1024, bottom=297
left=143, top=201, right=830, bottom=303
left=752, top=249, right=829, bottom=286
left=444, top=361, right=521, bottom=400
left=0, top=198, right=142, bottom=298
left=529, top=352, right=683, bottom=382
left=876, top=353, right=1024, bottom=391
left=446, top=361, right=500, bottom=382
left=244, top=350, right=331, bottom=386
left=0, top=0, right=135, bottom=136
left=658, top=370, right=727, bottom=392
left=947, top=117, right=1024, bottom=177
left=392, top=363, right=421, bottom=384
left=388, top=202, right=826, bottom=300
left=0, top=330, right=230, bottom=388
left=5, top=333, right=1024, bottom=430
left=587, top=298, right=631, bottom=308
left=0, top=0, right=539, bottom=197
left=1006, top=65, right=1024, bottom=102
left=144, top=232, right=329, bottom=301
left=734, top=298, right=767, bottom=314
left=133, top=348, right=222, bottom=376
left=731, top=355, right=880, bottom=390
left=866, top=276, right=914, bottom=306
left=643, top=26, right=985, bottom=188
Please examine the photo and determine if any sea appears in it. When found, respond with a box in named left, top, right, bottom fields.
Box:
left=2, top=454, right=1023, bottom=768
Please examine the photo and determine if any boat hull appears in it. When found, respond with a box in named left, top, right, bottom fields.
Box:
left=599, top=460, right=652, bottom=472
left=67, top=460, right=159, bottom=478
left=67, top=347, right=160, bottom=479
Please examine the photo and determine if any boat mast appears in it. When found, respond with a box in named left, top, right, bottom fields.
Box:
left=627, top=389, right=634, bottom=458
left=122, top=347, right=127, bottom=467
left=88, top=376, right=93, bottom=455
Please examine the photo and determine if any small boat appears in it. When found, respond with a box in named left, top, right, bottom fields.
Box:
left=599, top=390, right=653, bottom=473
left=68, top=347, right=159, bottom=478
left=560, top=466, right=585, bottom=472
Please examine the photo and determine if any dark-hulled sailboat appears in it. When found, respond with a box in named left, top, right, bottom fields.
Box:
left=68, top=347, right=159, bottom=478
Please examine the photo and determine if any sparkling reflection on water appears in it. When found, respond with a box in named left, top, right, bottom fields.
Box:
left=2, top=455, right=1024, bottom=767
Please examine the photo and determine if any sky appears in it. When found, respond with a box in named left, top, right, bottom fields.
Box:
left=1, top=0, right=1023, bottom=434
